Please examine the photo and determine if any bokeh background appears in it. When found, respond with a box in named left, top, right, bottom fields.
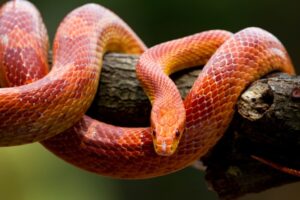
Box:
left=0, top=0, right=299, bottom=200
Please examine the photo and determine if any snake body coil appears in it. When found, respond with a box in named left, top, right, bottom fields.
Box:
left=0, top=0, right=295, bottom=179
left=0, top=0, right=145, bottom=145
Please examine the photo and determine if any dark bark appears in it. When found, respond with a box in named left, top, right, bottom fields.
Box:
left=87, top=53, right=200, bottom=127
left=202, top=73, right=300, bottom=200
left=79, top=53, right=299, bottom=199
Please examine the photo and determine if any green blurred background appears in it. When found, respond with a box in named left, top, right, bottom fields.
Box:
left=0, top=0, right=299, bottom=200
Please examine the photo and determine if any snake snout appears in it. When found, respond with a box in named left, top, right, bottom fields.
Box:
left=152, top=128, right=181, bottom=156
left=154, top=140, right=175, bottom=156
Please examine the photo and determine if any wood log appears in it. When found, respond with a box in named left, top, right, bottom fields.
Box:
left=61, top=53, right=300, bottom=199
left=202, top=73, right=300, bottom=200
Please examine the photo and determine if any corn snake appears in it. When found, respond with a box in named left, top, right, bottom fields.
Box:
left=0, top=0, right=297, bottom=179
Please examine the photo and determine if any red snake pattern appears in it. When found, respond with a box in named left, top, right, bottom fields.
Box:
left=0, top=0, right=145, bottom=146
left=0, top=0, right=296, bottom=179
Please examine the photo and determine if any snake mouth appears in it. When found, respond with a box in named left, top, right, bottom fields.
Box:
left=153, top=139, right=179, bottom=156
left=151, top=127, right=183, bottom=156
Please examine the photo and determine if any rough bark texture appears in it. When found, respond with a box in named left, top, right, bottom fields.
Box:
left=202, top=73, right=300, bottom=200
left=83, top=53, right=300, bottom=200
left=87, top=53, right=199, bottom=127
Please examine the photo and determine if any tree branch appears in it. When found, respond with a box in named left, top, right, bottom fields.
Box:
left=81, top=53, right=300, bottom=199
left=202, top=73, right=300, bottom=200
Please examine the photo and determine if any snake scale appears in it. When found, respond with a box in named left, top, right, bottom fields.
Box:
left=0, top=0, right=296, bottom=179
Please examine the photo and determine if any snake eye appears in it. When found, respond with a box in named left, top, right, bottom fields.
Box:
left=152, top=129, right=156, bottom=138
left=175, top=129, right=181, bottom=138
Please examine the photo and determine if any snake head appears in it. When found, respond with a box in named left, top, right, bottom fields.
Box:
left=151, top=128, right=183, bottom=156
left=150, top=105, right=186, bottom=156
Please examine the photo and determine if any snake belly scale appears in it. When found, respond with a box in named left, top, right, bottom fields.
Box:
left=0, top=0, right=296, bottom=179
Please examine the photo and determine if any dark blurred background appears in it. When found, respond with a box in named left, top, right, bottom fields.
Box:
left=0, top=0, right=299, bottom=200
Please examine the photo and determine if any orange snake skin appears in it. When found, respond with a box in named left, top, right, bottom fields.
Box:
left=0, top=0, right=297, bottom=179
